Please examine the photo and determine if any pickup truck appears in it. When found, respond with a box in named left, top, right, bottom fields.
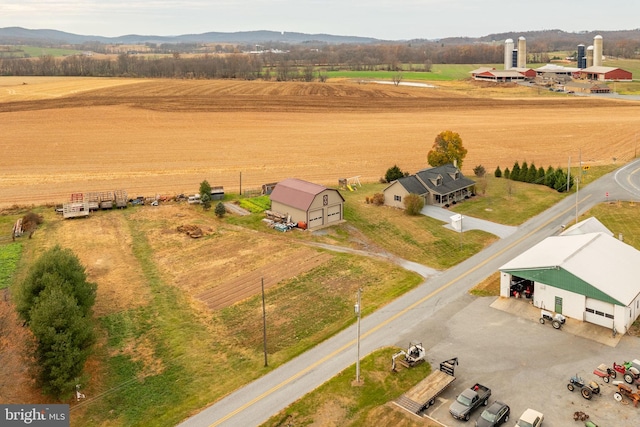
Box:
left=449, top=383, right=491, bottom=421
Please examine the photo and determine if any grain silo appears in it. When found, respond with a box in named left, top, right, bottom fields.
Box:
left=586, top=45, right=594, bottom=68
left=593, top=35, right=603, bottom=66
left=504, top=39, right=514, bottom=69
left=577, top=44, right=586, bottom=69
left=517, top=36, right=527, bottom=68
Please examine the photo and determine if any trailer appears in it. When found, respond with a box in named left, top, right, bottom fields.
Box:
left=85, top=192, right=100, bottom=211
left=99, top=191, right=115, bottom=209
left=63, top=202, right=90, bottom=219
left=394, top=357, right=458, bottom=414
left=114, top=189, right=128, bottom=208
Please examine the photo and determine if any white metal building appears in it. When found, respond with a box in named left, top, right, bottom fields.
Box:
left=499, top=219, right=640, bottom=334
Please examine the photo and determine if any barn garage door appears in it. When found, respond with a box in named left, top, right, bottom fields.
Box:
left=584, top=298, right=614, bottom=328
left=327, top=205, right=341, bottom=223
left=308, top=209, right=324, bottom=229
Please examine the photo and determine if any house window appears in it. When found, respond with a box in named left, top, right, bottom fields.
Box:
left=394, top=195, right=401, bottom=202
left=454, top=172, right=459, bottom=179
left=436, top=177, right=442, bottom=186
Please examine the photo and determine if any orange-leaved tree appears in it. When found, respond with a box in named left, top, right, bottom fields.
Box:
left=427, top=130, right=468, bottom=168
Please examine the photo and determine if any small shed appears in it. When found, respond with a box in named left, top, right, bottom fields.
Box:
left=270, top=178, right=345, bottom=230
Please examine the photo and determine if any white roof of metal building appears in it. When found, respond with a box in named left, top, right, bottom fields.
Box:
left=500, top=231, right=640, bottom=306
left=560, top=217, right=614, bottom=237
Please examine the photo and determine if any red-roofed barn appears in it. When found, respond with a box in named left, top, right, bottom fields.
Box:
left=270, top=178, right=345, bottom=230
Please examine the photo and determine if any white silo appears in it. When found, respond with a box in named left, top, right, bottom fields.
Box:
left=593, top=35, right=603, bottom=66
left=517, top=36, right=527, bottom=68
left=586, top=45, right=594, bottom=68
left=504, top=39, right=514, bottom=69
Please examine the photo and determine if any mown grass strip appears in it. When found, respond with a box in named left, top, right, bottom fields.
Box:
left=0, top=242, right=22, bottom=290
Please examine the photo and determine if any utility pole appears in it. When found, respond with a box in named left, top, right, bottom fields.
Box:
left=576, top=149, right=581, bottom=224
left=354, top=288, right=362, bottom=384
left=567, top=156, right=571, bottom=193
left=262, top=278, right=268, bottom=367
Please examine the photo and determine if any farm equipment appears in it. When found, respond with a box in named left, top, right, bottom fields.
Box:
left=391, top=342, right=426, bottom=372
left=539, top=309, right=565, bottom=329
left=567, top=374, right=600, bottom=399
left=613, top=360, right=640, bottom=386
left=593, top=363, right=616, bottom=383
left=613, top=382, right=640, bottom=407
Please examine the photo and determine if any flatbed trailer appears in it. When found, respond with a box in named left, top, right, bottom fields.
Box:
left=395, top=357, right=458, bottom=414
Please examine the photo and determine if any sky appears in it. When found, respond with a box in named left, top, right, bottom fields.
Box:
left=1, top=1, right=639, bottom=41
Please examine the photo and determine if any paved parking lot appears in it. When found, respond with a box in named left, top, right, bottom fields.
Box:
left=417, top=296, right=640, bottom=427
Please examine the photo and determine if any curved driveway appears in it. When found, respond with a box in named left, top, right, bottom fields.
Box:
left=178, top=159, right=640, bottom=427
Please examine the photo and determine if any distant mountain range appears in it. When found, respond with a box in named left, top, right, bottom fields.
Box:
left=0, top=26, right=639, bottom=46
left=0, top=27, right=380, bottom=45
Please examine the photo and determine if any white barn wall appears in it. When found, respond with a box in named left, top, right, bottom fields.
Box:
left=534, top=283, right=585, bottom=320
left=500, top=272, right=511, bottom=298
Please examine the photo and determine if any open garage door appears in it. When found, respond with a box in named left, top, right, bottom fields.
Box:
left=308, top=209, right=324, bottom=229
left=327, top=204, right=341, bottom=223
left=584, top=298, right=614, bottom=328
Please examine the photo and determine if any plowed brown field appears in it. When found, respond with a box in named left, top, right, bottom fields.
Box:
left=2, top=76, right=639, bottom=208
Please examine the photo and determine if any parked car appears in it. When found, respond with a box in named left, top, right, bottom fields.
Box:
left=449, top=383, right=491, bottom=421
left=476, top=401, right=510, bottom=427
left=515, top=408, right=543, bottom=427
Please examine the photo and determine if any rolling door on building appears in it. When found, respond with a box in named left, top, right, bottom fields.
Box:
left=327, top=205, right=341, bottom=223
left=308, top=209, right=324, bottom=228
left=584, top=298, right=614, bottom=328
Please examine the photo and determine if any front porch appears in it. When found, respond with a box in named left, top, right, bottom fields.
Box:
left=429, top=186, right=474, bottom=207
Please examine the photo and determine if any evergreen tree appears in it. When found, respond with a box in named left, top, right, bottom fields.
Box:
left=510, top=162, right=521, bottom=181
left=215, top=202, right=226, bottom=218
left=494, top=166, right=502, bottom=178
left=504, top=167, right=511, bottom=179
left=544, top=166, right=556, bottom=188
left=16, top=246, right=96, bottom=399
left=385, top=164, right=406, bottom=183
left=29, top=286, right=94, bottom=398
left=520, top=161, right=529, bottom=183
left=17, top=245, right=96, bottom=323
left=553, top=169, right=568, bottom=192
left=537, top=166, right=545, bottom=184
left=526, top=162, right=538, bottom=183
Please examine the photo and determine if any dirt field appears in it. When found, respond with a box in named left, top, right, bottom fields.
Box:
left=1, top=76, right=639, bottom=208
left=2, top=76, right=640, bottom=422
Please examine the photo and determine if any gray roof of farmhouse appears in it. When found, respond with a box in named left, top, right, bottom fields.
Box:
left=395, top=175, right=429, bottom=195
left=270, top=178, right=343, bottom=211
left=415, top=164, right=476, bottom=195
left=389, top=164, right=475, bottom=196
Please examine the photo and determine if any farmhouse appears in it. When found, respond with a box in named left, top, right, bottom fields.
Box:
left=269, top=178, right=345, bottom=230
left=383, top=163, right=475, bottom=209
left=499, top=218, right=640, bottom=334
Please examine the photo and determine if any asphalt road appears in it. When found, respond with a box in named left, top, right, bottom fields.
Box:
left=177, top=159, right=640, bottom=427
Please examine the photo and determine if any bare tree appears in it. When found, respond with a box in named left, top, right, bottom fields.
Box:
left=392, top=73, right=403, bottom=86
